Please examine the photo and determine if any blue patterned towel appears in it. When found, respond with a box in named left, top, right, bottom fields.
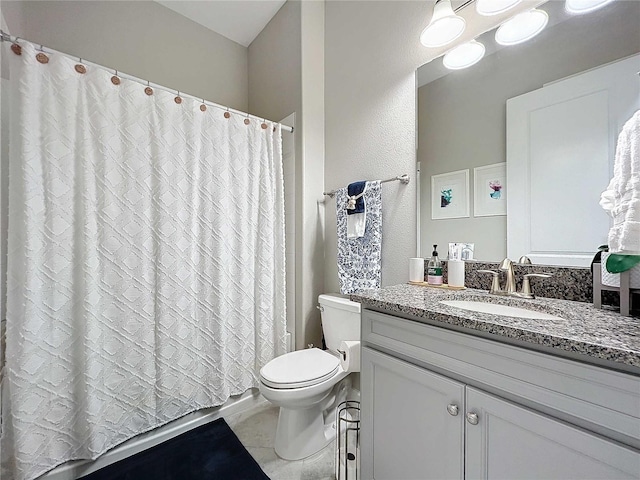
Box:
left=337, top=181, right=382, bottom=294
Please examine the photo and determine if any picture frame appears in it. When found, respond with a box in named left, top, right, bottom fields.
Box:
left=474, top=163, right=506, bottom=217
left=431, top=169, right=470, bottom=220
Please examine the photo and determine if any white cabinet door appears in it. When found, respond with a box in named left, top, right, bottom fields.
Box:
left=361, top=347, right=465, bottom=480
left=465, top=387, right=640, bottom=480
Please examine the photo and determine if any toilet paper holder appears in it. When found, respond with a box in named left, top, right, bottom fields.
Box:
left=336, top=400, right=360, bottom=480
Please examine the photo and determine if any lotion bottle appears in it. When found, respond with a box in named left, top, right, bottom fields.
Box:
left=427, top=245, right=443, bottom=285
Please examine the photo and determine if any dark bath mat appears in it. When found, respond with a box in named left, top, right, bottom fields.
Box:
left=82, top=417, right=269, bottom=480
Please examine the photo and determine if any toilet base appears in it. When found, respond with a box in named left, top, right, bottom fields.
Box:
left=274, top=378, right=351, bottom=460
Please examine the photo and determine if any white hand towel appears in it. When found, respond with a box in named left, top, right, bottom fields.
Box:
left=602, top=110, right=640, bottom=254
left=347, top=210, right=366, bottom=240
left=346, top=182, right=367, bottom=239
left=599, top=178, right=615, bottom=215
left=347, top=212, right=366, bottom=239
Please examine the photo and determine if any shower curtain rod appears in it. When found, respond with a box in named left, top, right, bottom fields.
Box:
left=0, top=30, right=294, bottom=133
left=323, top=174, right=410, bottom=198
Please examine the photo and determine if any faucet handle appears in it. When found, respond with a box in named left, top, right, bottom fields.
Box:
left=478, top=270, right=502, bottom=295
left=521, top=273, right=553, bottom=298
left=518, top=256, right=532, bottom=265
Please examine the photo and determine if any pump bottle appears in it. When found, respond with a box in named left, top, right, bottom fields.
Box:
left=427, top=244, right=443, bottom=285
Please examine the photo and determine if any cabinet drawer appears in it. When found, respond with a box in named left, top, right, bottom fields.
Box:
left=362, top=309, right=640, bottom=448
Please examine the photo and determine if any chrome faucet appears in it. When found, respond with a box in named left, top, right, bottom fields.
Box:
left=479, top=258, right=552, bottom=299
left=500, top=258, right=517, bottom=294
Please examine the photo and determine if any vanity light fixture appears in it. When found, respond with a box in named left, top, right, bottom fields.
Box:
left=565, top=0, right=615, bottom=14
left=495, top=9, right=549, bottom=45
left=476, top=0, right=522, bottom=16
left=420, top=0, right=466, bottom=48
left=443, top=40, right=486, bottom=69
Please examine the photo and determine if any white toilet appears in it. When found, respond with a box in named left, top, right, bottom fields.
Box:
left=259, top=294, right=361, bottom=460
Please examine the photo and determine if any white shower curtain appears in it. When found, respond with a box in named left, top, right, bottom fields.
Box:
left=1, top=42, right=286, bottom=480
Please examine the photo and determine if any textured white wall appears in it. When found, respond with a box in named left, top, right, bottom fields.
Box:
left=324, top=1, right=431, bottom=291
left=248, top=1, right=301, bottom=123
left=250, top=0, right=325, bottom=349
left=1, top=0, right=249, bottom=110
left=298, top=0, right=325, bottom=348
left=324, top=1, right=549, bottom=290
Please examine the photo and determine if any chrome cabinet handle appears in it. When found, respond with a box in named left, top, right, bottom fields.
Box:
left=466, top=412, right=479, bottom=425
left=447, top=404, right=459, bottom=416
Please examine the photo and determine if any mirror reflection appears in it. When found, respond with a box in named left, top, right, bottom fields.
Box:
left=417, top=0, right=640, bottom=266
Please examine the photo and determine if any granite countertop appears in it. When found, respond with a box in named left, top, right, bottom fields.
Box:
left=351, top=284, right=640, bottom=370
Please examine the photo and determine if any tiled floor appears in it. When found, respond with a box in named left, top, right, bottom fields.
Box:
left=226, top=399, right=336, bottom=480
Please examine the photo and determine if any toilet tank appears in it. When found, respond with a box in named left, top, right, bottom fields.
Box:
left=318, top=294, right=361, bottom=352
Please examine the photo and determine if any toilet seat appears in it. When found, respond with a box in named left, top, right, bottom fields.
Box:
left=260, top=348, right=340, bottom=389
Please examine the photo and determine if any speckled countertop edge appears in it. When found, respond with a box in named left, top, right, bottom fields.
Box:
left=351, top=284, right=640, bottom=369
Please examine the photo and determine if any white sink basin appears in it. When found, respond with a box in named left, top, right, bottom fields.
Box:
left=441, top=300, right=564, bottom=321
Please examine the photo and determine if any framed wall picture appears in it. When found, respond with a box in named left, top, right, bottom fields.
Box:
left=431, top=169, right=470, bottom=220
left=474, top=162, right=506, bottom=217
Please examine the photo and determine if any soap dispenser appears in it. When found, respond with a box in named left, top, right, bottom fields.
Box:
left=427, top=245, right=443, bottom=285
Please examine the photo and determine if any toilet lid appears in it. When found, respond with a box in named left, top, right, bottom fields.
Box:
left=260, top=348, right=340, bottom=389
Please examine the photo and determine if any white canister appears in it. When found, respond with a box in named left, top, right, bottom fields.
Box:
left=448, top=260, right=465, bottom=287
left=601, top=252, right=640, bottom=288
left=409, top=257, right=425, bottom=282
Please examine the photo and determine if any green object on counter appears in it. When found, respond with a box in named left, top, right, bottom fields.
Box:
left=605, top=253, right=640, bottom=273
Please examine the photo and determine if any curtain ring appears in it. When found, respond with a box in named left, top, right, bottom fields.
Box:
left=200, top=100, right=207, bottom=112
left=224, top=107, right=231, bottom=119
left=174, top=91, right=182, bottom=104
left=244, top=114, right=250, bottom=125
left=111, top=70, right=121, bottom=85
left=261, top=119, right=268, bottom=130
left=145, top=80, right=153, bottom=96
left=75, top=58, right=86, bottom=74
left=10, top=36, right=22, bottom=56
left=36, top=45, right=49, bottom=64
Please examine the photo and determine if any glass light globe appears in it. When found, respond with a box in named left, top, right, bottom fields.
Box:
left=476, top=0, right=522, bottom=16
left=566, top=0, right=615, bottom=14
left=495, top=9, right=549, bottom=46
left=420, top=0, right=466, bottom=48
left=443, top=41, right=486, bottom=70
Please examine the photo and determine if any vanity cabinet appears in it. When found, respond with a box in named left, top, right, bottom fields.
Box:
left=361, top=347, right=464, bottom=479
left=465, top=387, right=637, bottom=479
left=361, top=309, right=640, bottom=480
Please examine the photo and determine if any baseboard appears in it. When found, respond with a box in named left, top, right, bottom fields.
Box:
left=39, top=389, right=266, bottom=480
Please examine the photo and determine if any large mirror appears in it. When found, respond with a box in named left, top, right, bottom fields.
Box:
left=417, top=0, right=640, bottom=266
